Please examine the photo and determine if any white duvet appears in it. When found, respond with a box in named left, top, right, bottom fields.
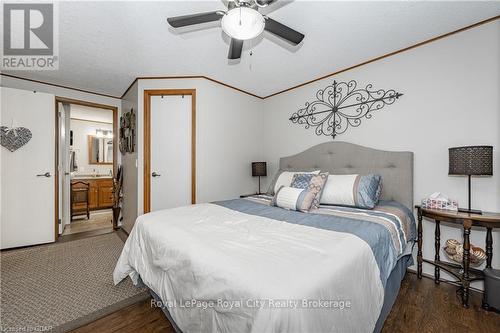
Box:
left=114, top=203, right=384, bottom=333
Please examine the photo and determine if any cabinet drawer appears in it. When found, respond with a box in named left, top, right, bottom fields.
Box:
left=97, top=179, right=113, bottom=187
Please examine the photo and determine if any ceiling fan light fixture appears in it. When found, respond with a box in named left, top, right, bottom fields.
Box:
left=221, top=7, right=265, bottom=40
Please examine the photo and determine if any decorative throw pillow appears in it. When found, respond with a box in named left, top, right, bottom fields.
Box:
left=290, top=173, right=315, bottom=189
left=271, top=186, right=317, bottom=212
left=306, top=172, right=329, bottom=209
left=266, top=169, right=321, bottom=195
left=319, top=174, right=382, bottom=209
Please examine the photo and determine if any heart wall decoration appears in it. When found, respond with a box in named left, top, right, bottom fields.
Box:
left=0, top=126, right=33, bottom=152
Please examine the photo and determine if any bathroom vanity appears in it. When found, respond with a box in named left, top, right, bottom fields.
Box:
left=71, top=176, right=114, bottom=210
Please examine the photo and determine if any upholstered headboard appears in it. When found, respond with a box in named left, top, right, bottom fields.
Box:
left=279, top=142, right=414, bottom=209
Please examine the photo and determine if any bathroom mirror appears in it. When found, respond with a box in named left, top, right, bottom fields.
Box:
left=88, top=135, right=113, bottom=164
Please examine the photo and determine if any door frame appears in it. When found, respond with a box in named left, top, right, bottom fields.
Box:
left=54, top=97, right=118, bottom=240
left=143, top=89, right=196, bottom=213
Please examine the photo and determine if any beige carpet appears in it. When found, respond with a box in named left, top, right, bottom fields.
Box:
left=0, top=233, right=148, bottom=332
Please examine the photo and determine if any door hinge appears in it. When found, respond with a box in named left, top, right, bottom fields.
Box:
left=58, top=219, right=62, bottom=225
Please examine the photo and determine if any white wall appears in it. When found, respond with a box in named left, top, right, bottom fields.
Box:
left=262, top=21, right=500, bottom=288
left=71, top=104, right=114, bottom=123
left=119, top=78, right=264, bottom=233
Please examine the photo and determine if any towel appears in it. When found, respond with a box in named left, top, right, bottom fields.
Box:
left=70, top=150, right=78, bottom=172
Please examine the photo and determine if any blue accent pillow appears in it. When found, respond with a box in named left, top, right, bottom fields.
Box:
left=290, top=173, right=314, bottom=189
left=356, top=174, right=382, bottom=209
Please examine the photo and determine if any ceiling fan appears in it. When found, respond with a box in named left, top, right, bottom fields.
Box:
left=167, top=0, right=305, bottom=60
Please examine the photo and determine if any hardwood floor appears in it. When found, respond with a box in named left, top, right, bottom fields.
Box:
left=62, top=210, right=113, bottom=236
left=71, top=272, right=500, bottom=333
left=71, top=297, right=172, bottom=333
left=382, top=273, right=500, bottom=333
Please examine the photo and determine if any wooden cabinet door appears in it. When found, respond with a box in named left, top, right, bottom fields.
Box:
left=71, top=178, right=113, bottom=210
left=98, top=186, right=114, bottom=208
left=89, top=184, right=99, bottom=209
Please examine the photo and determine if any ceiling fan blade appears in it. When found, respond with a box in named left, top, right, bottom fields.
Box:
left=264, top=17, right=304, bottom=45
left=167, top=11, right=223, bottom=28
left=228, top=38, right=243, bottom=59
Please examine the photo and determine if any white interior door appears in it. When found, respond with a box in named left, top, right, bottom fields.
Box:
left=1, top=87, right=55, bottom=249
left=150, top=95, right=192, bottom=211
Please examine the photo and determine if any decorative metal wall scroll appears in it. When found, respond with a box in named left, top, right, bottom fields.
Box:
left=0, top=126, right=32, bottom=152
left=119, top=108, right=136, bottom=154
left=289, top=80, right=403, bottom=139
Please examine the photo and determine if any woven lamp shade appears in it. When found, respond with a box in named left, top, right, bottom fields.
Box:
left=252, top=162, right=267, bottom=177
left=449, top=146, right=493, bottom=176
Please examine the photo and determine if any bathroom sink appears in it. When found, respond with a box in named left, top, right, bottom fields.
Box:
left=72, top=174, right=113, bottom=179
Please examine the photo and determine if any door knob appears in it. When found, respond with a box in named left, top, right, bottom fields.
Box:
left=152, top=172, right=161, bottom=178
left=36, top=172, right=52, bottom=177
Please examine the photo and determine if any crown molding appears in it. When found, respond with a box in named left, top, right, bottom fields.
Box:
left=123, top=14, right=500, bottom=100
left=2, top=15, right=498, bottom=102
left=121, top=76, right=263, bottom=99
left=262, top=14, right=500, bottom=99
left=0, top=73, right=121, bottom=99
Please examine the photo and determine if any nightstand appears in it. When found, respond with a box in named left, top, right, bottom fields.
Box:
left=415, top=205, right=500, bottom=308
left=240, top=193, right=263, bottom=198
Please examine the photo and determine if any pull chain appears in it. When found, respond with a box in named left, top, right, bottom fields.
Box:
left=249, top=39, right=253, bottom=71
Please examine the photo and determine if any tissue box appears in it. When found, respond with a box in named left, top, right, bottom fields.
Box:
left=421, top=198, right=458, bottom=211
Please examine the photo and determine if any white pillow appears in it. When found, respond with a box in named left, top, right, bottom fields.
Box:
left=273, top=170, right=320, bottom=194
left=319, top=174, right=382, bottom=209
left=274, top=187, right=305, bottom=210
left=320, top=174, right=358, bottom=206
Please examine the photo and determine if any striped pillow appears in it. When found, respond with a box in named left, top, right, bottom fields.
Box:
left=271, top=186, right=317, bottom=212
left=319, top=174, right=382, bottom=209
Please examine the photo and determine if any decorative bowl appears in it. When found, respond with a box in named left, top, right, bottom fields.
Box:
left=443, top=239, right=486, bottom=267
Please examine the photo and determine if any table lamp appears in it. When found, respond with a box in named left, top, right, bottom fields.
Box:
left=449, top=146, right=493, bottom=214
left=252, top=162, right=267, bottom=194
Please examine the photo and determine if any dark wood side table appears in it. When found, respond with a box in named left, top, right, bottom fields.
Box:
left=240, top=193, right=265, bottom=198
left=415, top=205, right=500, bottom=308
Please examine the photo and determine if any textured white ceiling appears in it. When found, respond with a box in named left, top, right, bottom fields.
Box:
left=4, top=1, right=500, bottom=98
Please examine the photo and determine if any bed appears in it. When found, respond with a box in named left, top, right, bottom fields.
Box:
left=114, top=141, right=415, bottom=333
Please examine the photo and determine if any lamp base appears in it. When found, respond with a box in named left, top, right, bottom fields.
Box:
left=458, top=208, right=483, bottom=215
